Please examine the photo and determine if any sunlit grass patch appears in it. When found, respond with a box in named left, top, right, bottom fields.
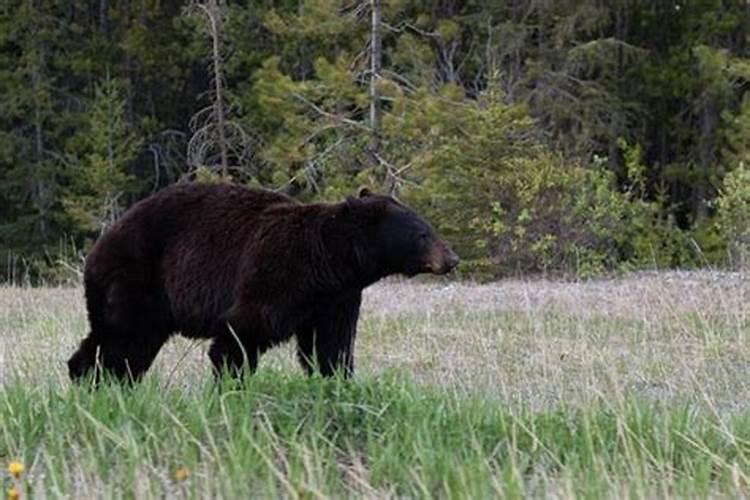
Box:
left=0, top=272, right=748, bottom=497
left=1, top=372, right=750, bottom=498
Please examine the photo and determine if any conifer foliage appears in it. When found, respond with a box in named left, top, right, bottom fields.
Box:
left=1, top=1, right=748, bottom=279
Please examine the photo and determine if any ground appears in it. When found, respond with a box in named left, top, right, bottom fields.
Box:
left=0, top=271, right=748, bottom=497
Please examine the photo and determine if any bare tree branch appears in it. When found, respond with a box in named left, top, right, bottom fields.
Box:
left=292, top=92, right=373, bottom=132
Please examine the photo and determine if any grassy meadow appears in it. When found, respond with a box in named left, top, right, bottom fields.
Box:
left=1, top=272, right=748, bottom=498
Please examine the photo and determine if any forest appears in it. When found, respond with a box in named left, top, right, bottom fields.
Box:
left=1, top=0, right=749, bottom=280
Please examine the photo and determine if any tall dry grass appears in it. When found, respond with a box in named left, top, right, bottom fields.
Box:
left=0, top=271, right=749, bottom=498
left=1, top=271, right=747, bottom=409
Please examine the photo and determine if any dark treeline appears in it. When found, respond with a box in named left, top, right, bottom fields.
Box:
left=1, top=0, right=748, bottom=280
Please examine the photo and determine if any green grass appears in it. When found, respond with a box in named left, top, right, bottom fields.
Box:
left=1, top=272, right=748, bottom=497
left=2, top=371, right=750, bottom=499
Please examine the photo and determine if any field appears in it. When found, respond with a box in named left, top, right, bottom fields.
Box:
left=1, top=272, right=748, bottom=498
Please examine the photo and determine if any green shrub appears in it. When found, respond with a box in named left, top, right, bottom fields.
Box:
left=405, top=98, right=692, bottom=277
left=616, top=140, right=700, bottom=270
left=625, top=201, right=695, bottom=270
left=482, top=153, right=633, bottom=277
left=404, top=96, right=541, bottom=266
left=715, top=163, right=750, bottom=268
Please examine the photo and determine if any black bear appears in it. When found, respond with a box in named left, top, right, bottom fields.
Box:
left=67, top=183, right=459, bottom=382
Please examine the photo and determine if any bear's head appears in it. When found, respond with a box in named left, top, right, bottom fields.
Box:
left=346, top=187, right=459, bottom=278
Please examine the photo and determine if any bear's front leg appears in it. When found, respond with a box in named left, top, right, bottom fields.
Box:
left=296, top=292, right=362, bottom=377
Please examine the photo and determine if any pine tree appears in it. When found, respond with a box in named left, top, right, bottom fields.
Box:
left=0, top=0, right=73, bottom=261
left=63, top=75, right=141, bottom=235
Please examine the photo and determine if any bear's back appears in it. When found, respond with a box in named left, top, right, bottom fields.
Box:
left=84, top=183, right=296, bottom=334
left=87, top=183, right=293, bottom=267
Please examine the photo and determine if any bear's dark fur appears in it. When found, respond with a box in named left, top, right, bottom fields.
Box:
left=67, top=183, right=459, bottom=382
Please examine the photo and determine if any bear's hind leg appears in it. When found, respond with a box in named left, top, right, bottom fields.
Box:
left=208, top=334, right=277, bottom=380
left=207, top=304, right=283, bottom=380
left=68, top=324, right=171, bottom=383
left=69, top=280, right=173, bottom=384
left=67, top=333, right=102, bottom=381
left=208, top=335, right=258, bottom=379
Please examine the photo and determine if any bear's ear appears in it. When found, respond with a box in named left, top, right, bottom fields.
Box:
left=342, top=194, right=386, bottom=223
left=358, top=187, right=373, bottom=198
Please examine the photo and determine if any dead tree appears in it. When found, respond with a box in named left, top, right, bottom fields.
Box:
left=369, top=0, right=382, bottom=164
left=186, top=0, right=256, bottom=178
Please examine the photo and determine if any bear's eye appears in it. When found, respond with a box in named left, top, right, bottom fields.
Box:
left=417, top=233, right=430, bottom=245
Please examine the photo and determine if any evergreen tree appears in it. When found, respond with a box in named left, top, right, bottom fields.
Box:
left=0, top=0, right=74, bottom=261
left=1, top=0, right=749, bottom=278
left=63, top=75, right=141, bottom=236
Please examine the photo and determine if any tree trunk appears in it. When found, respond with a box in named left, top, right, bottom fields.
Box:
left=31, top=50, right=48, bottom=238
left=99, top=0, right=109, bottom=36
left=199, top=0, right=229, bottom=176
left=209, top=1, right=228, bottom=176
left=369, top=0, right=382, bottom=168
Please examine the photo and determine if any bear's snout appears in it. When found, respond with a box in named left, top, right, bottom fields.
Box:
left=425, top=241, right=459, bottom=274
left=444, top=249, right=460, bottom=271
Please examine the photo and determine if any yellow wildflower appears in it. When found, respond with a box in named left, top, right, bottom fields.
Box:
left=6, top=486, right=19, bottom=500
left=7, top=462, right=24, bottom=479
left=174, top=467, right=190, bottom=481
